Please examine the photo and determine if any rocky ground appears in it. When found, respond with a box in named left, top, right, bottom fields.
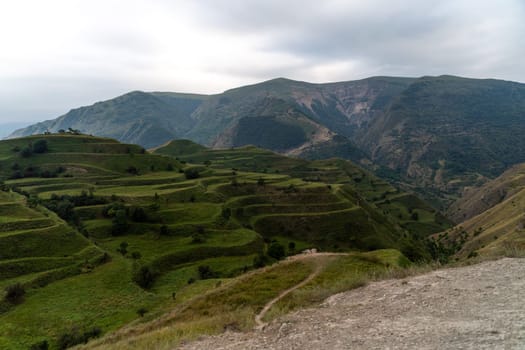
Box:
left=180, top=258, right=525, bottom=350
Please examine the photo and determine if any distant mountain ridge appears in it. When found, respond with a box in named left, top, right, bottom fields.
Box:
left=9, top=75, right=525, bottom=205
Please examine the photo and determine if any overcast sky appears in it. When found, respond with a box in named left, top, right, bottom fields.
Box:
left=1, top=0, right=524, bottom=125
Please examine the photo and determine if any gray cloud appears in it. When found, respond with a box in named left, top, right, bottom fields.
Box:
left=191, top=0, right=525, bottom=78
left=0, top=0, right=524, bottom=123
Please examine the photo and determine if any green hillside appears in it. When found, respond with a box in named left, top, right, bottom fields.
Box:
left=434, top=163, right=525, bottom=260
left=360, top=75, right=525, bottom=206
left=8, top=92, right=207, bottom=149
left=0, top=134, right=450, bottom=349
left=83, top=250, right=409, bottom=350
left=10, top=75, right=525, bottom=207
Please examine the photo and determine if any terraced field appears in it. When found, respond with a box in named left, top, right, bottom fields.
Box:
left=0, top=190, right=104, bottom=300
left=0, top=135, right=450, bottom=349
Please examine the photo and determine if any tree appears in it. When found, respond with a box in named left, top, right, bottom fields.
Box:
left=159, top=224, right=170, bottom=236
left=267, top=242, right=286, bottom=260
left=117, top=241, right=128, bottom=256
left=137, top=307, right=148, bottom=317
left=126, top=166, right=139, bottom=175
left=20, top=147, right=32, bottom=158
left=32, top=139, right=48, bottom=153
left=111, top=209, right=128, bottom=235
left=130, top=206, right=148, bottom=222
left=132, top=265, right=155, bottom=289
left=198, top=265, right=216, bottom=279
left=4, top=283, right=25, bottom=304
left=184, top=168, right=200, bottom=179
left=221, top=207, right=231, bottom=220
left=29, top=340, right=49, bottom=350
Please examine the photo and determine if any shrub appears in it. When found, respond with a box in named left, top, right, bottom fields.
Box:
left=20, top=147, right=33, bottom=158
left=131, top=251, right=142, bottom=260
left=32, top=139, right=48, bottom=153
left=111, top=209, right=128, bottom=235
left=159, top=224, right=170, bottom=236
left=137, top=307, right=148, bottom=317
left=253, top=254, right=268, bottom=268
left=267, top=242, right=286, bottom=260
left=198, top=265, right=217, bottom=279
left=132, top=264, right=155, bottom=289
left=126, top=166, right=139, bottom=175
left=184, top=168, right=200, bottom=179
left=130, top=206, right=148, bottom=222
left=221, top=207, right=231, bottom=220
left=117, top=241, right=128, bottom=256
left=57, top=326, right=101, bottom=350
left=29, top=340, right=49, bottom=350
left=191, top=233, right=206, bottom=244
left=4, top=283, right=25, bottom=304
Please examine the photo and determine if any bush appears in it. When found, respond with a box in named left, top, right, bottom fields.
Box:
left=29, top=340, right=49, bottom=350
left=159, top=224, right=170, bottom=235
left=184, top=168, right=200, bottom=179
left=253, top=254, right=269, bottom=268
left=117, top=241, right=128, bottom=256
left=137, top=307, right=148, bottom=317
left=221, top=207, right=231, bottom=220
left=32, top=139, right=48, bottom=153
left=130, top=206, right=148, bottom=222
left=20, top=147, right=33, bottom=158
left=111, top=209, right=128, bottom=235
left=198, top=265, right=217, bottom=279
left=267, top=242, right=286, bottom=260
left=126, top=166, right=139, bottom=175
left=191, top=233, right=206, bottom=244
left=57, top=326, right=101, bottom=350
left=132, top=264, right=155, bottom=289
left=4, top=283, right=25, bottom=304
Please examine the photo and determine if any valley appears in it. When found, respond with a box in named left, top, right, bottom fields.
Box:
left=1, top=77, right=525, bottom=350
left=10, top=75, right=525, bottom=207
left=0, top=134, right=447, bottom=349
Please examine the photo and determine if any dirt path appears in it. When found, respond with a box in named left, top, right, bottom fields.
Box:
left=254, top=257, right=325, bottom=329
left=180, top=258, right=525, bottom=350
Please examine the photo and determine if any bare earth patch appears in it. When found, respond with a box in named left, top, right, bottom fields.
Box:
left=180, top=258, right=525, bottom=350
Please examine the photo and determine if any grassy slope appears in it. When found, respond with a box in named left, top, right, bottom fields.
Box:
left=81, top=249, right=408, bottom=350
left=156, top=140, right=452, bottom=244
left=436, top=163, right=525, bottom=259
left=0, top=135, right=449, bottom=349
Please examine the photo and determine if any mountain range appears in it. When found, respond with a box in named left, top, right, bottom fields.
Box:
left=9, top=75, right=525, bottom=207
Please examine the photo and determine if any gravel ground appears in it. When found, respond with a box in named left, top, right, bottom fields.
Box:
left=180, top=258, right=525, bottom=350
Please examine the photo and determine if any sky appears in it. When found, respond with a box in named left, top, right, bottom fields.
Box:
left=1, top=0, right=524, bottom=125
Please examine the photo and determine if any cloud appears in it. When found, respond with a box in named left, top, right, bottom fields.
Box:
left=188, top=0, right=525, bottom=79
left=0, top=0, right=524, bottom=123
